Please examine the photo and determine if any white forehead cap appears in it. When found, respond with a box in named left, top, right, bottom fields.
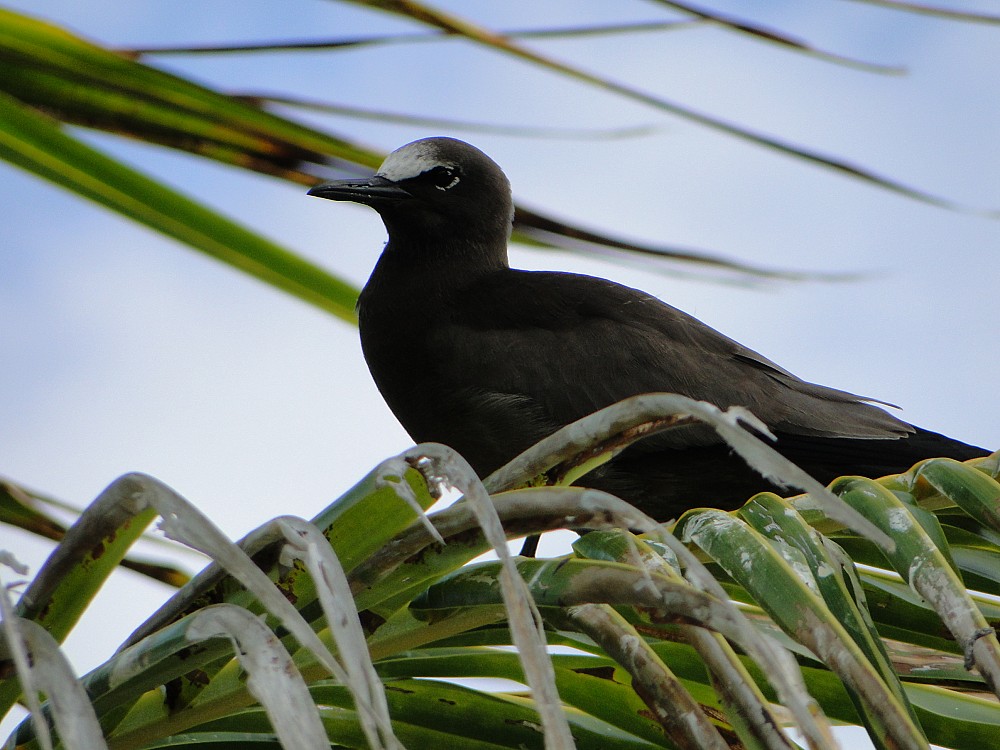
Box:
left=376, top=141, right=455, bottom=182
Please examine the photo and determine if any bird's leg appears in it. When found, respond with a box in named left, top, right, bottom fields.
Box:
left=519, top=534, right=540, bottom=557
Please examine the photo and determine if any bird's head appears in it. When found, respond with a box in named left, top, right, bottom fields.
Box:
left=308, top=137, right=514, bottom=244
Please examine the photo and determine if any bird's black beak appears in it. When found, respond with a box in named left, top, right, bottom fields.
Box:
left=307, top=175, right=410, bottom=206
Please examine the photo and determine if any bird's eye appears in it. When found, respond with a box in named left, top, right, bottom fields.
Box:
left=421, top=165, right=461, bottom=191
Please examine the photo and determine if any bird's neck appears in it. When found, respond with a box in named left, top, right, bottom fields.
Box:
left=362, top=236, right=509, bottom=305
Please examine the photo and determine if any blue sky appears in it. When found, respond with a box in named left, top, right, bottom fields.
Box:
left=2, top=1, right=998, bottom=737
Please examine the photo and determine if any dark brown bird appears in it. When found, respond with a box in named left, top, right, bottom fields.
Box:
left=308, top=137, right=988, bottom=520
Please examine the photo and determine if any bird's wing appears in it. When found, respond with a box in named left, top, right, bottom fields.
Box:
left=431, top=270, right=911, bottom=450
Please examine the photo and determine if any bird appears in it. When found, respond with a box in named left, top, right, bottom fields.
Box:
left=308, top=137, right=988, bottom=521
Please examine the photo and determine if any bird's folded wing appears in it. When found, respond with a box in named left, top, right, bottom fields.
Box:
left=431, top=269, right=912, bottom=449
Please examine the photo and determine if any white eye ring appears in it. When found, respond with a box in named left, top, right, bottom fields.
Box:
left=436, top=172, right=460, bottom=191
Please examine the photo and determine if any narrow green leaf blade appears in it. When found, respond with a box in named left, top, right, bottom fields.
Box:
left=0, top=91, right=358, bottom=322
left=913, top=458, right=1000, bottom=535
left=739, top=493, right=922, bottom=739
